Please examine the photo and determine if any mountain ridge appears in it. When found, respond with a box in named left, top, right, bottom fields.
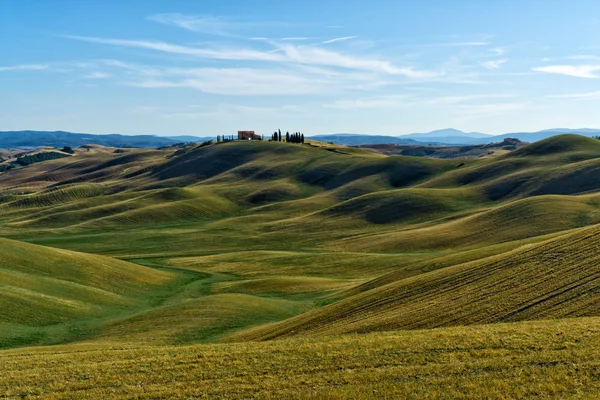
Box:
left=0, top=131, right=211, bottom=148
left=311, top=128, right=600, bottom=146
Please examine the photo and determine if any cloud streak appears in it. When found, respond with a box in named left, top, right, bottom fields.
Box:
left=66, top=35, right=440, bottom=78
left=122, top=67, right=345, bottom=95
left=83, top=71, right=111, bottom=79
left=481, top=59, right=507, bottom=70
left=322, top=36, right=357, bottom=44
left=546, top=91, right=600, bottom=99
left=533, top=64, right=600, bottom=78
left=0, top=64, right=48, bottom=72
left=147, top=13, right=251, bottom=37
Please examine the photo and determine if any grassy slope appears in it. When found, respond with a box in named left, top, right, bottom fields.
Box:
left=2, top=317, right=600, bottom=399
left=234, top=221, right=600, bottom=341
left=0, top=237, right=179, bottom=348
left=0, top=237, right=174, bottom=324
left=1, top=135, right=600, bottom=354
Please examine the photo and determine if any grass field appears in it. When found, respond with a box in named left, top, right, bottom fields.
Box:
left=2, top=135, right=600, bottom=397
left=2, top=317, right=600, bottom=399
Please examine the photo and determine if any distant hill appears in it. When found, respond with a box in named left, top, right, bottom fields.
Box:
left=472, top=128, right=600, bottom=144
left=399, top=128, right=491, bottom=140
left=0, top=131, right=211, bottom=148
left=310, top=128, right=600, bottom=146
left=308, top=134, right=440, bottom=146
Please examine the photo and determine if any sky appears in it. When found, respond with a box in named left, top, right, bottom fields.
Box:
left=2, top=0, right=600, bottom=137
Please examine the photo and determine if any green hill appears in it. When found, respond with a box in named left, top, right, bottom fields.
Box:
left=233, top=221, right=600, bottom=341
left=0, top=237, right=177, bottom=347
left=3, top=134, right=600, bottom=382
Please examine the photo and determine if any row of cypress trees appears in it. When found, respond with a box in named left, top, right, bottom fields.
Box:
left=271, top=129, right=305, bottom=143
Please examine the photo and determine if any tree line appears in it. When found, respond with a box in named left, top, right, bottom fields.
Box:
left=271, top=129, right=304, bottom=144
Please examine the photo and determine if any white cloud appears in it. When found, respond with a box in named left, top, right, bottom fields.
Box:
left=147, top=14, right=242, bottom=37
left=566, top=55, right=600, bottom=61
left=281, top=37, right=311, bottom=41
left=83, top=72, right=111, bottom=79
left=123, top=68, right=332, bottom=95
left=66, top=35, right=440, bottom=78
left=481, top=59, right=507, bottom=70
left=65, top=35, right=284, bottom=62
left=0, top=64, right=48, bottom=72
left=276, top=42, right=440, bottom=77
left=322, top=36, right=357, bottom=44
left=532, top=64, right=600, bottom=78
left=435, top=41, right=489, bottom=47
left=546, top=91, right=600, bottom=99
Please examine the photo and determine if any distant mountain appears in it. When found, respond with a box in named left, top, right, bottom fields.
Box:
left=399, top=128, right=492, bottom=140
left=0, top=131, right=211, bottom=148
left=308, top=134, right=441, bottom=146
left=312, top=128, right=600, bottom=146
left=474, top=128, right=600, bottom=144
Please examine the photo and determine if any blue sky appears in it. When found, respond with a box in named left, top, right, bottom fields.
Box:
left=2, top=0, right=600, bottom=136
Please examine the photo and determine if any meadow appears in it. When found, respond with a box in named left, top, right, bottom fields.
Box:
left=1, top=135, right=600, bottom=397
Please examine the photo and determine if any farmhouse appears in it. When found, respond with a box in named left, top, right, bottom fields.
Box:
left=238, top=131, right=261, bottom=140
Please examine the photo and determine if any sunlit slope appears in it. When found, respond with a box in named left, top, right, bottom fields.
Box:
left=3, top=317, right=600, bottom=399
left=326, top=194, right=600, bottom=252
left=92, top=293, right=305, bottom=344
left=315, top=187, right=484, bottom=224
left=0, top=141, right=460, bottom=231
left=0, top=237, right=174, bottom=326
left=423, top=135, right=600, bottom=200
left=235, top=222, right=600, bottom=341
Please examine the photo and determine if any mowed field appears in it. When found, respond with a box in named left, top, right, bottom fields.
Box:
left=2, top=135, right=600, bottom=397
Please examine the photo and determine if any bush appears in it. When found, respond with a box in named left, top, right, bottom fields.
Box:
left=15, top=151, right=70, bottom=166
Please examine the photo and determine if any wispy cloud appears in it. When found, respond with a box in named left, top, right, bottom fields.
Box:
left=533, top=64, right=600, bottom=78
left=0, top=64, right=48, bottom=72
left=147, top=13, right=254, bottom=37
left=281, top=37, right=311, bottom=41
left=322, top=36, right=357, bottom=44
left=276, top=42, right=440, bottom=77
left=66, top=35, right=440, bottom=78
left=481, top=59, right=507, bottom=70
left=436, top=41, right=489, bottom=47
left=566, top=55, right=600, bottom=61
left=83, top=71, right=111, bottom=79
left=123, top=67, right=332, bottom=95
left=546, top=91, right=600, bottom=99
left=65, top=35, right=284, bottom=61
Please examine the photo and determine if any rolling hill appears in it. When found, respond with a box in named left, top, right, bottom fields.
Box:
left=2, top=133, right=600, bottom=397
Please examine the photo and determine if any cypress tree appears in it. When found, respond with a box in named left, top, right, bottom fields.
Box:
left=301, top=133, right=305, bottom=144
left=286, top=132, right=290, bottom=142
